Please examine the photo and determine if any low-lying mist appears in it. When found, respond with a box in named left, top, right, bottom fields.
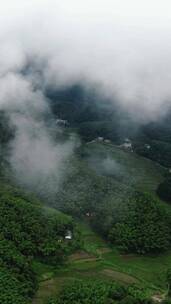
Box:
left=88, top=155, right=125, bottom=180
left=9, top=113, right=76, bottom=200
left=0, top=72, right=77, bottom=200
left=0, top=0, right=171, bottom=200
left=1, top=0, right=171, bottom=121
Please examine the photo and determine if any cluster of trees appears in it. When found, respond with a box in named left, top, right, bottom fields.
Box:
left=133, top=117, right=171, bottom=168
left=135, top=140, right=171, bottom=168
left=143, top=120, right=171, bottom=144
left=0, top=183, right=79, bottom=303
left=109, top=192, right=171, bottom=254
left=157, top=177, right=171, bottom=203
left=0, top=267, right=29, bottom=304
left=47, top=279, right=153, bottom=304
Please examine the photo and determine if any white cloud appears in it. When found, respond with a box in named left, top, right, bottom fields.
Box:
left=0, top=0, right=168, bottom=120
left=0, top=1, right=171, bottom=119
left=0, top=1, right=171, bottom=194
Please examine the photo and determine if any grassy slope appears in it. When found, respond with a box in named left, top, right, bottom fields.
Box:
left=84, top=142, right=165, bottom=193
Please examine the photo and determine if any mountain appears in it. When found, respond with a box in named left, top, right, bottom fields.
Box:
left=0, top=87, right=171, bottom=303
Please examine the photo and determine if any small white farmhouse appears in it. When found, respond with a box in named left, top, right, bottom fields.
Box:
left=120, top=138, right=133, bottom=151
left=104, top=139, right=111, bottom=144
left=56, top=118, right=68, bottom=126
left=97, top=137, right=104, bottom=142
left=65, top=230, right=72, bottom=240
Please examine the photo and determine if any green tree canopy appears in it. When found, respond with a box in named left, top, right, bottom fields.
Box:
left=109, top=192, right=171, bottom=254
left=157, top=177, right=171, bottom=203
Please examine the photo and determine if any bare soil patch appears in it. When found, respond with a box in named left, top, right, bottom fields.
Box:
left=101, top=268, right=139, bottom=284
left=69, top=250, right=96, bottom=261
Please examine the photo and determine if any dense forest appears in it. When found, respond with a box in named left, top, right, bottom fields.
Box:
left=0, top=182, right=80, bottom=303
left=47, top=280, right=153, bottom=304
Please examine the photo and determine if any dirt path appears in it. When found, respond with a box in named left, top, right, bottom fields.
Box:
left=69, top=247, right=112, bottom=261
left=33, top=278, right=58, bottom=304
left=101, top=268, right=139, bottom=284
left=69, top=250, right=96, bottom=261
left=97, top=247, right=111, bottom=254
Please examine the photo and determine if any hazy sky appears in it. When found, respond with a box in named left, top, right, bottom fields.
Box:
left=0, top=1, right=171, bottom=120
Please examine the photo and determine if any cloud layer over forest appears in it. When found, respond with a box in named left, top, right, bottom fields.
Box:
left=0, top=0, right=171, bottom=196
left=1, top=0, right=171, bottom=119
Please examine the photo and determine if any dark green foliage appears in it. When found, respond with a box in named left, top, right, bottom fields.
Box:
left=47, top=85, right=123, bottom=142
left=78, top=121, right=119, bottom=142
left=108, top=284, right=127, bottom=300
left=0, top=267, right=28, bottom=304
left=0, top=236, right=36, bottom=297
left=143, top=120, right=171, bottom=144
left=109, top=192, right=171, bottom=254
left=48, top=280, right=110, bottom=304
left=47, top=280, right=152, bottom=304
left=135, top=140, right=171, bottom=168
left=166, top=268, right=171, bottom=296
left=157, top=177, right=171, bottom=203
left=120, top=296, right=138, bottom=304
left=133, top=113, right=171, bottom=168
left=0, top=111, right=14, bottom=144
left=0, top=183, right=78, bottom=302
left=0, top=189, right=75, bottom=260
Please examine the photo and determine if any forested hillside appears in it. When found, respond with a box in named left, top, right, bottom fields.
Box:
left=0, top=182, right=80, bottom=303
left=0, top=88, right=171, bottom=303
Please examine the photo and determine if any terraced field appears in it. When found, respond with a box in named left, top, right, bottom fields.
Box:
left=32, top=223, right=171, bottom=304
